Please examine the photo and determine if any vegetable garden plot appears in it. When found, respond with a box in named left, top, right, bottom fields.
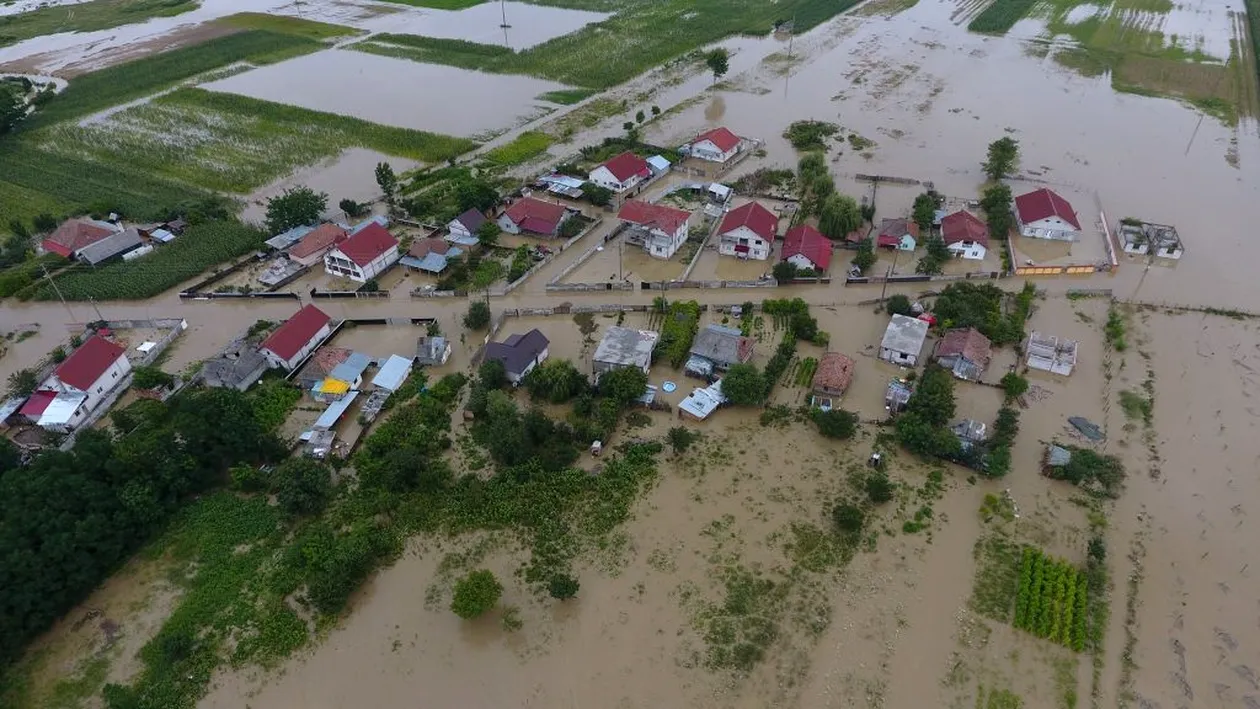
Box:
left=1012, top=547, right=1088, bottom=651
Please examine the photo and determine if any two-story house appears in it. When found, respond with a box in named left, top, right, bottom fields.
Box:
left=717, top=201, right=778, bottom=261
left=21, top=335, right=131, bottom=431
left=324, top=223, right=399, bottom=282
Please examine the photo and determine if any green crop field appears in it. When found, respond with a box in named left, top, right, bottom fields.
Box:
left=27, top=30, right=323, bottom=128
left=33, top=220, right=266, bottom=301
left=215, top=12, right=361, bottom=40
left=39, top=88, right=476, bottom=194
left=1012, top=548, right=1087, bottom=651
left=482, top=131, right=554, bottom=167
left=0, top=0, right=197, bottom=49
left=967, top=0, right=1039, bottom=33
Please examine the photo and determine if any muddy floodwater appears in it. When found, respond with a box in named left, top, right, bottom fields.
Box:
left=359, top=1, right=610, bottom=50
left=241, top=148, right=417, bottom=225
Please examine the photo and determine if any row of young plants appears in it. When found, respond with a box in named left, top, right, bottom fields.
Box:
left=1012, top=547, right=1088, bottom=651
left=653, top=299, right=702, bottom=368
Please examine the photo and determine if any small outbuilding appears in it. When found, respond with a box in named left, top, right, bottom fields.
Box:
left=1026, top=331, right=1078, bottom=376
left=811, top=351, right=854, bottom=410
left=876, top=218, right=918, bottom=251
left=679, top=379, right=727, bottom=421
left=371, top=354, right=414, bottom=392
left=592, top=326, right=659, bottom=379
left=885, top=378, right=913, bottom=413
left=416, top=336, right=452, bottom=366
left=879, top=314, right=930, bottom=367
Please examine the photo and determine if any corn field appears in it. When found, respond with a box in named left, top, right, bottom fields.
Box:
left=1012, top=547, right=1087, bottom=651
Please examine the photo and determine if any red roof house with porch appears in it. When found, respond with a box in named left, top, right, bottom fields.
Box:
left=781, top=224, right=833, bottom=272
left=717, top=202, right=778, bottom=261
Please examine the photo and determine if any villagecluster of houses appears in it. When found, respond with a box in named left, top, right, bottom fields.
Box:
left=262, top=215, right=401, bottom=287
left=0, top=334, right=134, bottom=433
left=37, top=215, right=187, bottom=265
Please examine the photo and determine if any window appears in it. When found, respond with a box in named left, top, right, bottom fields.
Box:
left=112, top=371, right=118, bottom=378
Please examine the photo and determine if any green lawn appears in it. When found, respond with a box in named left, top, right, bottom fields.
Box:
left=536, top=88, right=598, bottom=104
left=215, top=12, right=362, bottom=40
left=0, top=0, right=197, bottom=48
left=482, top=131, right=554, bottom=166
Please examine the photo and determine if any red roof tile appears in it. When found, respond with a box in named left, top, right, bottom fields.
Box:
left=333, top=223, right=398, bottom=267
left=289, top=224, right=347, bottom=259
left=940, top=211, right=989, bottom=247
left=935, top=328, right=992, bottom=367
left=718, top=202, right=778, bottom=243
left=54, top=335, right=126, bottom=390
left=19, top=390, right=56, bottom=418
left=782, top=224, right=833, bottom=271
left=812, top=352, right=855, bottom=393
left=504, top=197, right=567, bottom=234
left=261, top=305, right=331, bottom=361
left=42, top=219, right=115, bottom=257
left=692, top=127, right=740, bottom=153
left=596, top=152, right=650, bottom=183
left=618, top=199, right=690, bottom=234
left=876, top=218, right=919, bottom=247
left=1014, top=188, right=1081, bottom=231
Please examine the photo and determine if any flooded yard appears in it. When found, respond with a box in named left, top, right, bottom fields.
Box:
left=199, top=48, right=569, bottom=138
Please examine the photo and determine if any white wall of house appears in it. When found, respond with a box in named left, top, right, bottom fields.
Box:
left=690, top=139, right=738, bottom=163
left=290, top=248, right=332, bottom=268
left=645, top=224, right=688, bottom=259
left=1018, top=215, right=1080, bottom=241
left=263, top=322, right=332, bottom=371
left=786, top=253, right=819, bottom=271
left=718, top=225, right=772, bottom=260
left=324, top=246, right=399, bottom=283
left=448, top=219, right=472, bottom=241
left=879, top=345, right=919, bottom=367
left=43, top=354, right=132, bottom=414
left=496, top=214, right=522, bottom=234
left=588, top=166, right=643, bottom=193
left=506, top=346, right=549, bottom=385
left=948, top=242, right=987, bottom=260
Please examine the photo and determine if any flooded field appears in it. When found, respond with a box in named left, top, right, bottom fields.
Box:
left=241, top=149, right=413, bottom=224
left=199, top=48, right=567, bottom=138
left=357, top=1, right=610, bottom=50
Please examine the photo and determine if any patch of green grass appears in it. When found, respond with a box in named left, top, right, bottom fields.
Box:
left=1104, top=304, right=1128, bottom=350
left=374, top=0, right=484, bottom=7
left=354, top=33, right=513, bottom=71
left=969, top=534, right=1021, bottom=623
left=536, top=88, right=598, bottom=104
left=0, top=0, right=197, bottom=49
left=25, top=31, right=322, bottom=128
left=33, top=220, right=265, bottom=301
left=1117, top=389, right=1152, bottom=424
left=216, top=12, right=362, bottom=40
left=967, top=0, right=1039, bottom=34
left=41, top=87, right=476, bottom=194
left=482, top=131, right=554, bottom=167
left=46, top=654, right=110, bottom=709
left=699, top=565, right=788, bottom=673
left=976, top=685, right=1025, bottom=709
left=0, top=180, right=77, bottom=234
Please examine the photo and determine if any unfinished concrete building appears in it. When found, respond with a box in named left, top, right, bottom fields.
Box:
left=1118, top=220, right=1183, bottom=259
left=1026, top=332, right=1079, bottom=376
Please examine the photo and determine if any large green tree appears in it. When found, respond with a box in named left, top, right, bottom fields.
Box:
left=374, top=161, right=398, bottom=206
left=524, top=359, right=589, bottom=404
left=265, top=186, right=327, bottom=234
left=598, top=366, right=648, bottom=406
left=274, top=457, right=333, bottom=516
left=451, top=569, right=503, bottom=619
left=912, top=192, right=937, bottom=233
left=982, top=137, right=1020, bottom=181
left=705, top=48, right=730, bottom=83
left=904, top=365, right=956, bottom=428
left=819, top=194, right=862, bottom=240
left=721, top=363, right=767, bottom=406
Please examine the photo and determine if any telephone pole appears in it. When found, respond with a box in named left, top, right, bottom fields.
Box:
left=41, top=263, right=77, bottom=325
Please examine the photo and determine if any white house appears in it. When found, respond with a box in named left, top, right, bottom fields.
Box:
left=878, top=314, right=930, bottom=367
left=781, top=224, right=833, bottom=273
left=1014, top=188, right=1082, bottom=241
left=617, top=199, right=692, bottom=259
left=20, top=335, right=132, bottom=431
left=588, top=152, right=651, bottom=193
left=940, top=211, right=989, bottom=261
left=260, top=305, right=333, bottom=370
left=717, top=201, right=778, bottom=261
left=448, top=208, right=487, bottom=243
left=684, top=126, right=741, bottom=163
left=324, top=222, right=399, bottom=282
left=484, top=329, right=550, bottom=385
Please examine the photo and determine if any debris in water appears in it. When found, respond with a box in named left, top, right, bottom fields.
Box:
left=1068, top=416, right=1104, bottom=441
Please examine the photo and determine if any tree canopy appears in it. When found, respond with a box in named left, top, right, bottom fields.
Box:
left=915, top=237, right=951, bottom=275
left=982, top=137, right=1020, bottom=181
left=812, top=408, right=858, bottom=439
left=374, top=161, right=397, bottom=205
left=912, top=192, right=937, bottom=233
left=464, top=300, right=491, bottom=330
left=885, top=294, right=912, bottom=317
left=598, top=366, right=648, bottom=406
left=819, top=194, right=862, bottom=239
left=524, top=359, right=589, bottom=404
left=721, top=363, right=767, bottom=406
left=265, top=186, right=327, bottom=234
left=705, top=48, right=730, bottom=82
left=451, top=570, right=503, bottom=618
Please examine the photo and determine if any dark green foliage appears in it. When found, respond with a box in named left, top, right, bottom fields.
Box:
left=819, top=193, right=862, bottom=239
left=655, top=300, right=701, bottom=368
left=832, top=503, right=864, bottom=533
left=598, top=366, right=648, bottom=406
left=581, top=182, right=613, bottom=207
left=1046, top=446, right=1126, bottom=497
left=885, top=294, right=912, bottom=316
left=784, top=120, right=840, bottom=152
left=904, top=365, right=955, bottom=428
left=1011, top=546, right=1086, bottom=650
left=132, top=365, right=174, bottom=390
left=667, top=426, right=697, bottom=454
left=866, top=472, right=894, bottom=503
left=967, top=0, right=1039, bottom=33
left=980, top=183, right=1014, bottom=244
left=339, top=198, right=368, bottom=218
left=772, top=260, right=798, bottom=282
left=979, top=406, right=1020, bottom=477
left=455, top=179, right=499, bottom=214
left=915, top=237, right=951, bottom=275
left=265, top=186, right=326, bottom=234
left=721, top=363, right=767, bottom=406
left=982, top=137, right=1020, bottom=180
left=374, top=161, right=397, bottom=204
left=507, top=244, right=533, bottom=282
left=705, top=48, right=730, bottom=81
left=524, top=358, right=589, bottom=404
left=812, top=408, right=858, bottom=439
left=548, top=574, right=579, bottom=600
left=1000, top=372, right=1029, bottom=400
left=464, top=300, right=491, bottom=330
left=305, top=524, right=397, bottom=615
left=912, top=192, right=937, bottom=233
left=931, top=281, right=1031, bottom=345
left=274, top=459, right=333, bottom=517
left=852, top=237, right=876, bottom=273
left=451, top=569, right=502, bottom=618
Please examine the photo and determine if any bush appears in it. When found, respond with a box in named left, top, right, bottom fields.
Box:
left=812, top=408, right=858, bottom=439
left=772, top=260, right=797, bottom=282
left=132, top=365, right=174, bottom=390
left=229, top=464, right=267, bottom=493
left=667, top=426, right=697, bottom=454
left=451, top=569, right=503, bottom=619
left=464, top=300, right=491, bottom=330
left=721, top=363, right=766, bottom=406
left=582, top=183, right=613, bottom=207
left=783, top=120, right=840, bottom=152
left=866, top=473, right=894, bottom=503
left=832, top=503, right=864, bottom=533
left=599, top=366, right=648, bottom=406
left=885, top=294, right=912, bottom=317
left=548, top=574, right=579, bottom=600
left=524, top=358, right=588, bottom=403
left=275, top=457, right=333, bottom=516
left=1001, top=372, right=1029, bottom=400
left=49, top=345, right=66, bottom=363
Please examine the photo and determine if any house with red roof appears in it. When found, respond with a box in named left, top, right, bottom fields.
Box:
left=940, top=211, right=989, bottom=260
left=324, top=222, right=399, bottom=282
left=617, top=199, right=692, bottom=259
left=717, top=201, right=778, bottom=261
left=1014, top=188, right=1082, bottom=241
left=781, top=224, right=833, bottom=273
left=40, top=218, right=120, bottom=258
left=24, top=335, right=131, bottom=431
left=684, top=127, right=742, bottom=163
left=933, top=327, right=993, bottom=381
left=877, top=218, right=919, bottom=251
left=289, top=224, right=348, bottom=267
left=260, top=305, right=333, bottom=370
left=587, top=151, right=651, bottom=193
left=498, top=197, right=572, bottom=237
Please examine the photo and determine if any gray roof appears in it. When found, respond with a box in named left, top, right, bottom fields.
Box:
left=1047, top=444, right=1073, bottom=466
left=484, top=329, right=549, bottom=375
left=265, top=224, right=314, bottom=250
left=78, top=227, right=143, bottom=265
left=371, top=354, right=413, bottom=391
left=951, top=418, right=987, bottom=442
left=416, top=336, right=449, bottom=365
left=201, top=341, right=268, bottom=389
left=314, top=390, right=359, bottom=431
left=329, top=352, right=372, bottom=383
left=452, top=208, right=487, bottom=232
left=880, top=315, right=930, bottom=355
left=0, top=396, right=27, bottom=422
left=593, top=326, right=659, bottom=369
left=690, top=324, right=751, bottom=368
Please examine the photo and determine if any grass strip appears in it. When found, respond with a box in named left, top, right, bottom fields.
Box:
left=537, top=88, right=597, bottom=104
left=482, top=131, right=554, bottom=166
left=967, top=0, right=1040, bottom=34
left=215, top=12, right=362, bottom=40
left=373, top=0, right=485, bottom=7
left=0, top=0, right=197, bottom=49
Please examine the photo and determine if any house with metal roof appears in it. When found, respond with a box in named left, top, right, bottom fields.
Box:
left=40, top=218, right=118, bottom=258
left=484, top=329, right=549, bottom=384
left=265, top=224, right=315, bottom=251
left=879, top=315, right=930, bottom=367
left=497, top=197, right=572, bottom=237
left=448, top=208, right=487, bottom=243
left=782, top=224, right=833, bottom=273
left=933, top=327, right=992, bottom=381
left=940, top=211, right=989, bottom=260
left=371, top=355, right=413, bottom=392
left=77, top=227, right=144, bottom=266
left=401, top=238, right=463, bottom=274
left=618, top=200, right=692, bottom=259
left=682, top=126, right=742, bottom=163
left=1014, top=188, right=1082, bottom=241
left=25, top=335, right=131, bottom=431
left=717, top=202, right=778, bottom=260
left=679, top=379, right=727, bottom=421
left=687, top=324, right=754, bottom=378
left=592, top=326, right=659, bottom=379
left=324, top=223, right=399, bottom=282
left=201, top=339, right=268, bottom=391
left=288, top=224, right=348, bottom=267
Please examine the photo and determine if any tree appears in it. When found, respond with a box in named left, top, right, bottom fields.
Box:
left=8, top=219, right=29, bottom=239
left=1001, top=372, right=1029, bottom=400
left=772, top=261, right=798, bottom=282
left=0, top=84, right=23, bottom=135
left=906, top=366, right=956, bottom=428
left=651, top=105, right=661, bottom=116
left=866, top=473, right=894, bottom=503
left=451, top=569, right=503, bottom=619
left=374, top=161, right=398, bottom=205
left=275, top=457, right=333, bottom=516
left=885, top=294, right=912, bottom=316
left=593, top=366, right=644, bottom=406
left=49, top=346, right=66, bottom=363
left=667, top=426, right=697, bottom=454
left=549, top=574, right=580, bottom=600
left=32, top=213, right=57, bottom=233
left=339, top=198, right=368, bottom=218
left=852, top=237, right=876, bottom=274
left=797, top=152, right=827, bottom=185
left=635, top=109, right=645, bottom=123
left=916, top=237, right=951, bottom=275
left=476, top=220, right=501, bottom=248
left=524, top=359, right=588, bottom=403
left=464, top=300, right=491, bottom=330
left=582, top=183, right=613, bottom=207
left=819, top=194, right=862, bottom=239
left=832, top=503, right=865, bottom=533
left=705, top=48, right=730, bottom=82
left=812, top=408, right=858, bottom=439
left=980, top=184, right=1014, bottom=241
left=982, top=137, right=1020, bottom=182
left=721, top=363, right=766, bottom=406
left=265, top=186, right=326, bottom=234
left=131, top=366, right=174, bottom=390
left=478, top=359, right=508, bottom=390
left=7, top=368, right=38, bottom=397
left=912, top=192, right=937, bottom=233
left=455, top=180, right=499, bottom=213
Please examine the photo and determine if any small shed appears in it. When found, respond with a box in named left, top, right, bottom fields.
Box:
left=329, top=352, right=372, bottom=388
left=313, top=390, right=360, bottom=431
left=416, top=336, right=452, bottom=366
left=592, top=326, right=659, bottom=379
left=885, top=379, right=913, bottom=413
left=879, top=315, right=930, bottom=367
left=679, top=379, right=727, bottom=421
left=371, top=355, right=413, bottom=392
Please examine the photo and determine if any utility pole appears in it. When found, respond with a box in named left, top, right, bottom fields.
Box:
left=879, top=246, right=901, bottom=303
left=41, top=263, right=76, bottom=325
left=88, top=296, right=105, bottom=323
left=499, top=0, right=510, bottom=27
left=787, top=14, right=796, bottom=58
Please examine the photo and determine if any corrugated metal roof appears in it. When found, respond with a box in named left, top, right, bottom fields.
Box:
left=314, top=390, right=359, bottom=431
left=0, top=396, right=27, bottom=422
left=265, top=225, right=315, bottom=250
left=329, top=352, right=372, bottom=383
left=39, top=391, right=87, bottom=426
left=372, top=355, right=412, bottom=391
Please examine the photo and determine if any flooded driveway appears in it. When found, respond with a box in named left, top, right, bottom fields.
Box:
left=199, top=48, right=568, bottom=138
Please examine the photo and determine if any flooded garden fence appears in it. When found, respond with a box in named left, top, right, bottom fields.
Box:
left=546, top=218, right=618, bottom=286
left=640, top=279, right=778, bottom=290
left=846, top=271, right=1002, bottom=285
left=546, top=282, right=634, bottom=292
left=178, top=251, right=267, bottom=297
left=180, top=291, right=299, bottom=301
left=310, top=288, right=390, bottom=299
left=410, top=289, right=460, bottom=298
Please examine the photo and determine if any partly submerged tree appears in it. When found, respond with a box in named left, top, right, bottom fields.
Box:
left=721, top=363, right=766, bottom=406
left=339, top=198, right=368, bottom=219
left=705, top=48, right=730, bottom=83
left=265, top=186, right=327, bottom=234
left=982, top=137, right=1020, bottom=182
left=548, top=574, right=580, bottom=601
left=819, top=194, right=862, bottom=240
left=451, top=569, right=502, bottom=619
left=374, top=161, right=398, bottom=206
left=885, top=294, right=913, bottom=317
left=912, top=192, right=937, bottom=234
left=464, top=300, right=491, bottom=330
